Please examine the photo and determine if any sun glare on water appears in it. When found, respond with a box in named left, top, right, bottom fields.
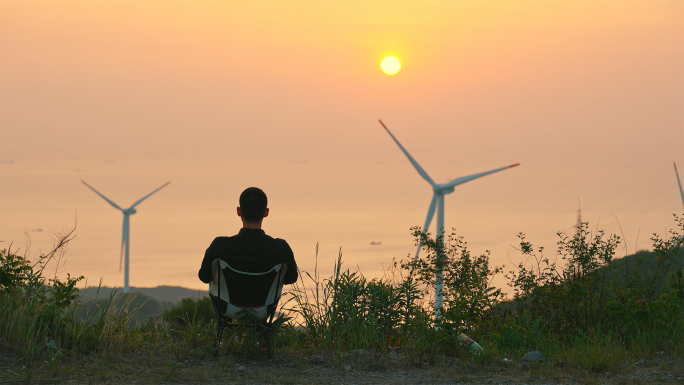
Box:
left=381, top=56, right=401, bottom=75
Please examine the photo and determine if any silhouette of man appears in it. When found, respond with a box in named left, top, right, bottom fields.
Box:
left=198, top=187, right=298, bottom=286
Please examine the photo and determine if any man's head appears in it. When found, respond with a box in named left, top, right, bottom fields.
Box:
left=237, top=187, right=269, bottom=226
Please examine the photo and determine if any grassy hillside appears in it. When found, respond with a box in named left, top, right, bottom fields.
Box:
left=76, top=286, right=208, bottom=326
left=73, top=292, right=166, bottom=326
left=1, top=218, right=682, bottom=384
left=606, top=248, right=684, bottom=281
left=79, top=285, right=207, bottom=304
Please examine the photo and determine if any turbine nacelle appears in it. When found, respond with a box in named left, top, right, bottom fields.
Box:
left=433, top=184, right=455, bottom=195
left=124, top=208, right=137, bottom=215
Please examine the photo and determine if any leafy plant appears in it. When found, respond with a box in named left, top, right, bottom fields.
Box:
left=405, top=226, right=504, bottom=333
left=287, top=244, right=422, bottom=352
left=503, top=221, right=621, bottom=342
left=163, top=296, right=214, bottom=330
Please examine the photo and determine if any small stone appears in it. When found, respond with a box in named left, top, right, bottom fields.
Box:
left=288, top=362, right=295, bottom=367
left=571, top=376, right=576, bottom=381
left=344, top=365, right=352, bottom=371
left=142, top=344, right=152, bottom=350
left=655, top=351, right=665, bottom=355
left=310, top=354, right=325, bottom=364
left=236, top=365, right=246, bottom=372
left=184, top=360, right=189, bottom=364
left=521, top=350, right=544, bottom=362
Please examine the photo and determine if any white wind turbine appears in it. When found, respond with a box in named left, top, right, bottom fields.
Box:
left=82, top=180, right=170, bottom=293
left=379, top=120, right=519, bottom=312
left=675, top=163, right=684, bottom=241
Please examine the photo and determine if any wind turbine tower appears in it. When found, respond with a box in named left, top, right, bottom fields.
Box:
left=379, top=120, right=519, bottom=312
left=576, top=209, right=582, bottom=235
left=676, top=163, right=684, bottom=210
left=82, top=180, right=170, bottom=293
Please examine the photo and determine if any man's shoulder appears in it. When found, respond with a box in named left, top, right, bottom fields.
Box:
left=210, top=233, right=287, bottom=243
left=269, top=236, right=290, bottom=245
left=207, top=234, right=239, bottom=247
left=259, top=235, right=292, bottom=253
left=211, top=235, right=237, bottom=242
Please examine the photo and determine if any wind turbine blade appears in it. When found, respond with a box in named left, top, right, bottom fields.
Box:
left=81, top=180, right=123, bottom=211
left=128, top=182, right=170, bottom=209
left=379, top=120, right=436, bottom=187
left=443, top=163, right=520, bottom=189
left=676, top=163, right=684, bottom=209
left=422, top=194, right=438, bottom=240
left=411, top=194, right=438, bottom=274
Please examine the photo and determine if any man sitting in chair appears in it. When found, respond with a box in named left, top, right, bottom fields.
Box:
left=197, top=187, right=298, bottom=287
left=198, top=187, right=297, bottom=355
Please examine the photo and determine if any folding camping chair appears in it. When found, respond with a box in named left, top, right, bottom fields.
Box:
left=208, top=259, right=287, bottom=358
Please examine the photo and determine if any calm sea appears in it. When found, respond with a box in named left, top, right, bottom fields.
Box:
left=0, top=156, right=679, bottom=292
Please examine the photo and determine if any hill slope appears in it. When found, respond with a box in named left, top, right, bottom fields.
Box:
left=79, top=285, right=207, bottom=304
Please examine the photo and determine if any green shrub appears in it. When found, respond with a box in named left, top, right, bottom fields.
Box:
left=162, top=296, right=214, bottom=330
left=502, top=221, right=621, bottom=343
left=0, top=228, right=156, bottom=364
left=405, top=227, right=504, bottom=333
left=495, top=216, right=684, bottom=356
left=286, top=245, right=422, bottom=351
left=0, top=248, right=32, bottom=299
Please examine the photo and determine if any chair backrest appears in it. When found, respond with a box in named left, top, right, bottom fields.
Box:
left=209, top=259, right=287, bottom=320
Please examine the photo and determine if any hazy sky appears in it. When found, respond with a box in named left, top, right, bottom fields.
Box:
left=1, top=1, right=683, bottom=290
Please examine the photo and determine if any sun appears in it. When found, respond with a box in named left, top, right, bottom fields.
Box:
left=381, top=56, right=401, bottom=75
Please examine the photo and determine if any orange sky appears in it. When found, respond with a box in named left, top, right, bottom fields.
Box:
left=1, top=1, right=683, bottom=290
left=2, top=1, right=681, bottom=162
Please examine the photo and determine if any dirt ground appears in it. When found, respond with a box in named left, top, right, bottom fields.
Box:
left=1, top=349, right=683, bottom=384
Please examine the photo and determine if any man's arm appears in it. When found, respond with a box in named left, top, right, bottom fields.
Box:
left=198, top=239, right=218, bottom=284
left=280, top=241, right=298, bottom=285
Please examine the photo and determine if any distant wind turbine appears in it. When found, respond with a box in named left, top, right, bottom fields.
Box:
left=81, top=180, right=170, bottom=293
left=675, top=163, right=684, bottom=241
left=379, top=119, right=519, bottom=312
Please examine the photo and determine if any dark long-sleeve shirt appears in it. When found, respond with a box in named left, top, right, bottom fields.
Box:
left=198, top=228, right=298, bottom=285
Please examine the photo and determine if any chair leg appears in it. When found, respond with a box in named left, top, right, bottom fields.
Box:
left=216, top=319, right=225, bottom=352
left=210, top=293, right=226, bottom=352
left=265, top=328, right=273, bottom=359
